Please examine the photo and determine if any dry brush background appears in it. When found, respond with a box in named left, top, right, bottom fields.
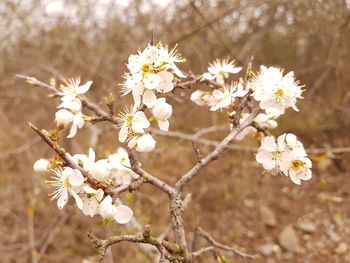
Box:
left=1, top=0, right=350, bottom=262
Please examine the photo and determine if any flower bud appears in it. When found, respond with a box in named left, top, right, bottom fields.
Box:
left=136, top=134, right=156, bottom=152
left=33, top=158, right=51, bottom=172
left=55, top=109, right=74, bottom=129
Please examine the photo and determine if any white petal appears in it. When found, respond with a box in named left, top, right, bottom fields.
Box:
left=89, top=148, right=96, bottom=163
left=67, top=124, right=78, bottom=138
left=143, top=74, right=161, bottom=90
left=71, top=190, right=83, bottom=209
left=114, top=205, right=133, bottom=224
left=170, top=62, right=186, bottom=78
left=142, top=90, right=157, bottom=108
left=158, top=120, right=169, bottom=131
left=202, top=73, right=215, bottom=80
left=33, top=159, right=50, bottom=172
left=69, top=169, right=84, bottom=186
left=136, top=134, right=156, bottom=152
left=262, top=160, right=277, bottom=171
left=256, top=151, right=272, bottom=164
left=263, top=136, right=277, bottom=151
left=95, top=189, right=104, bottom=202
left=119, top=124, right=128, bottom=142
left=289, top=172, right=301, bottom=185
left=77, top=81, right=93, bottom=94
left=57, top=190, right=68, bottom=209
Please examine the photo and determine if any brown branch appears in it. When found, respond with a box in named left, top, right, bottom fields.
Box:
left=192, top=246, right=215, bottom=257
left=127, top=149, right=176, bottom=197
left=196, top=227, right=258, bottom=260
left=88, top=225, right=182, bottom=262
left=26, top=121, right=113, bottom=195
left=175, top=108, right=260, bottom=192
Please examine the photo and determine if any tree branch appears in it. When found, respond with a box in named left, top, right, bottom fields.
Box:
left=196, top=227, right=258, bottom=260
left=88, top=225, right=182, bottom=262
left=175, top=108, right=260, bottom=192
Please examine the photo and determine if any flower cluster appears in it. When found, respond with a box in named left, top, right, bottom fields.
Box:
left=256, top=134, right=312, bottom=185
left=191, top=59, right=312, bottom=184
left=118, top=43, right=185, bottom=152
left=251, top=66, right=303, bottom=116
left=191, top=82, right=249, bottom=111
left=34, top=147, right=136, bottom=224
left=55, top=78, right=92, bottom=138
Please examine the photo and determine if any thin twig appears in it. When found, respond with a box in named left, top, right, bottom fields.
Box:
left=196, top=227, right=258, bottom=260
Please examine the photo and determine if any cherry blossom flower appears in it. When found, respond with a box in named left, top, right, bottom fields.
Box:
left=280, top=155, right=312, bottom=185
left=256, top=133, right=312, bottom=184
left=57, top=78, right=93, bottom=101
left=256, top=135, right=287, bottom=172
left=81, top=186, right=104, bottom=217
left=118, top=109, right=150, bottom=143
left=99, top=195, right=133, bottom=224
left=33, top=158, right=51, bottom=173
left=122, top=43, right=185, bottom=105
left=47, top=167, right=84, bottom=209
left=151, top=98, right=173, bottom=131
left=203, top=58, right=242, bottom=85
left=252, top=66, right=303, bottom=116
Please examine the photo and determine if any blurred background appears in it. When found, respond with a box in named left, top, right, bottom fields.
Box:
left=1, top=0, right=350, bottom=262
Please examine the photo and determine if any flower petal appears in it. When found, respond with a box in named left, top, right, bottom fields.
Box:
left=114, top=205, right=133, bottom=224
left=69, top=169, right=84, bottom=186
left=143, top=90, right=157, bottom=108
left=57, top=190, right=68, bottom=209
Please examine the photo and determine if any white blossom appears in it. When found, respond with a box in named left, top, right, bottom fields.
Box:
left=99, top=195, right=133, bottom=224
left=122, top=43, right=185, bottom=106
left=256, top=135, right=287, bottom=172
left=33, top=158, right=51, bottom=173
left=252, top=66, right=303, bottom=116
left=256, top=133, right=312, bottom=185
left=58, top=78, right=92, bottom=101
left=47, top=167, right=84, bottom=209
left=151, top=98, right=173, bottom=131
left=55, top=109, right=74, bottom=129
left=118, top=109, right=150, bottom=143
left=135, top=134, right=156, bottom=152
left=203, top=58, right=242, bottom=85
left=81, top=186, right=104, bottom=217
left=67, top=111, right=85, bottom=138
